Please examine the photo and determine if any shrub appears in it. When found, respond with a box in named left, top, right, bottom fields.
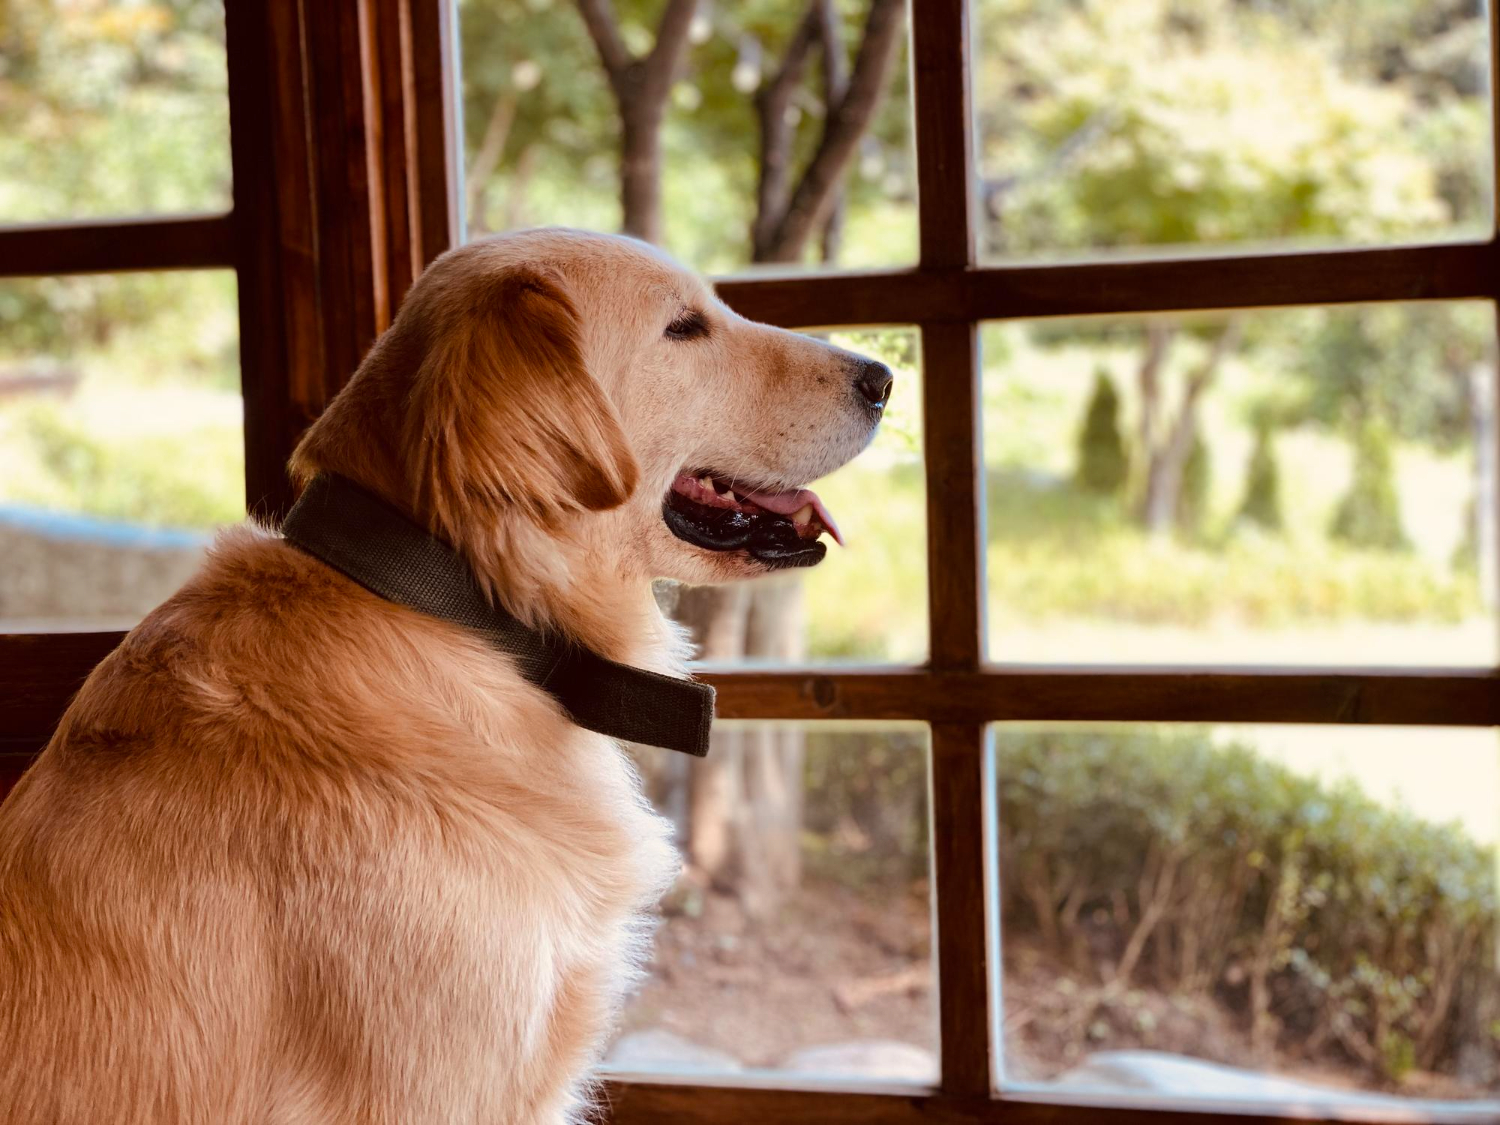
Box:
left=993, top=727, right=1498, bottom=1085
left=1075, top=369, right=1130, bottom=496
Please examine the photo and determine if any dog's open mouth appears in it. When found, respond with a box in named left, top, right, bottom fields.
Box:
left=663, top=470, right=843, bottom=569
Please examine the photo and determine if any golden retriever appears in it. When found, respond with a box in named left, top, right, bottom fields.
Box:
left=0, top=228, right=892, bottom=1124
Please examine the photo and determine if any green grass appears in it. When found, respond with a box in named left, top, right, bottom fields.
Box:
left=984, top=469, right=1480, bottom=628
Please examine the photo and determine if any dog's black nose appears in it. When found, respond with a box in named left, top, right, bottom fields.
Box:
left=854, top=360, right=895, bottom=410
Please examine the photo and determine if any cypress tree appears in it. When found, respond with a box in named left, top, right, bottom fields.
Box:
left=1176, top=431, right=1211, bottom=533
left=1076, top=369, right=1129, bottom=495
left=1238, top=421, right=1284, bottom=531
left=1330, top=422, right=1408, bottom=551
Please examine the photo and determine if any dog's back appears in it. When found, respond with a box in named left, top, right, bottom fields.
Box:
left=0, top=526, right=676, bottom=1125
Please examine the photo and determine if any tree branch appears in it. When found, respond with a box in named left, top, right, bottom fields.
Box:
left=579, top=0, right=700, bottom=106
left=643, top=0, right=701, bottom=101
left=758, top=0, right=905, bottom=262
left=814, top=0, right=848, bottom=262
left=463, top=91, right=519, bottom=233
left=753, top=5, right=821, bottom=257
left=576, top=0, right=632, bottom=87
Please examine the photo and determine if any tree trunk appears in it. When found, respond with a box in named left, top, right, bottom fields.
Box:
left=680, top=584, right=752, bottom=883
left=1139, top=319, right=1240, bottom=536
left=576, top=0, right=700, bottom=244
left=676, top=575, right=807, bottom=918
left=620, top=97, right=663, bottom=242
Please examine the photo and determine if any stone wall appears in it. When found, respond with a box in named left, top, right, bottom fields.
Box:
left=0, top=508, right=210, bottom=631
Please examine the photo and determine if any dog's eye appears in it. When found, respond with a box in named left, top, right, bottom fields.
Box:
left=665, top=310, right=709, bottom=341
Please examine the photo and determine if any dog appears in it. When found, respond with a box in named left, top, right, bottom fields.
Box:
left=0, top=228, right=892, bottom=1124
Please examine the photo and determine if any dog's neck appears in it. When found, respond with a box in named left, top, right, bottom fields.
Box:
left=290, top=378, right=681, bottom=674
left=481, top=527, right=681, bottom=673
left=289, top=476, right=677, bottom=675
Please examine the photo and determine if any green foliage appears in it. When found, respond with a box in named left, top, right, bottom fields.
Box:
left=1237, top=423, right=1284, bottom=532
left=1330, top=423, right=1409, bottom=551
left=0, top=272, right=240, bottom=386
left=994, top=726, right=1499, bottom=1083
left=1287, top=302, right=1489, bottom=452
left=3, top=402, right=243, bottom=529
left=0, top=0, right=230, bottom=222
left=801, top=725, right=929, bottom=885
left=973, top=0, right=1491, bottom=260
left=1075, top=370, right=1130, bottom=495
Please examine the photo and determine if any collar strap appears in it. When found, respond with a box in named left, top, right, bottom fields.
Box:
left=279, top=473, right=714, bottom=757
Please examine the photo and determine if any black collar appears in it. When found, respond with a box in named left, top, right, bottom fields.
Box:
left=279, top=473, right=714, bottom=757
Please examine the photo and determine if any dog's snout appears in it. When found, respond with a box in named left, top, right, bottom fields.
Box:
left=853, top=359, right=895, bottom=411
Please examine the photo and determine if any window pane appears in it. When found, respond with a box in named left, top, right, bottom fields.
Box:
left=992, top=722, right=1500, bottom=1111
left=0, top=272, right=242, bottom=631
left=974, top=0, right=1495, bottom=263
left=455, top=0, right=916, bottom=273
left=662, top=326, right=925, bottom=668
left=606, top=722, right=936, bottom=1083
left=0, top=1, right=231, bottom=222
left=982, top=302, right=1498, bottom=666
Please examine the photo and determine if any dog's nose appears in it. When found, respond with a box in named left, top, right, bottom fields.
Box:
left=853, top=360, right=895, bottom=411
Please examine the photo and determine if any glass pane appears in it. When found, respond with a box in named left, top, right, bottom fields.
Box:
left=455, top=0, right=916, bottom=273
left=0, top=1, right=231, bottom=222
left=606, top=722, right=936, bottom=1083
left=974, top=0, right=1495, bottom=263
left=0, top=272, right=242, bottom=631
left=982, top=302, right=1499, bottom=666
left=663, top=326, right=925, bottom=668
left=993, top=722, right=1500, bottom=1112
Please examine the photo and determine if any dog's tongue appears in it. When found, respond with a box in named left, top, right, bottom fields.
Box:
left=742, top=486, right=844, bottom=546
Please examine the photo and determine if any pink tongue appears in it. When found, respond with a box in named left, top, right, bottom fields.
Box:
left=741, top=486, right=844, bottom=547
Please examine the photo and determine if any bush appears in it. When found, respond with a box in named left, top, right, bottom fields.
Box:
left=1330, top=423, right=1408, bottom=551
left=1237, top=423, right=1284, bottom=531
left=993, top=727, right=1498, bottom=1085
left=3, top=403, right=243, bottom=529
left=1075, top=370, right=1130, bottom=495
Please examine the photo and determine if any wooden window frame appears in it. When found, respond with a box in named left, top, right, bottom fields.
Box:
left=2, top=2, right=1499, bottom=1122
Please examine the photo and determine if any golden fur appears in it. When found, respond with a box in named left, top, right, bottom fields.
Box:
left=0, top=229, right=884, bottom=1124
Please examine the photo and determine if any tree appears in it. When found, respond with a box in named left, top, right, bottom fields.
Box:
left=1136, top=318, right=1241, bottom=536
left=1330, top=422, right=1408, bottom=552
left=1237, top=422, right=1284, bottom=533
left=1075, top=369, right=1129, bottom=496
left=1288, top=302, right=1492, bottom=572
left=577, top=0, right=699, bottom=242
left=973, top=0, right=1488, bottom=537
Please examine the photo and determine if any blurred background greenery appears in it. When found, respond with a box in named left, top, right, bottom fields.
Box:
left=3, top=0, right=1500, bottom=1094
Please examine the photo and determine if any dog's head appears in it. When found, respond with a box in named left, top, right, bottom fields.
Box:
left=293, top=228, right=891, bottom=598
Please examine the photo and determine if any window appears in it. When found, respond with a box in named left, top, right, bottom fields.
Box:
left=3, top=2, right=1498, bottom=1122
left=0, top=4, right=239, bottom=633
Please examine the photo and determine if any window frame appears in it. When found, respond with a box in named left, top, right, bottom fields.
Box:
left=2, top=1, right=1499, bottom=1121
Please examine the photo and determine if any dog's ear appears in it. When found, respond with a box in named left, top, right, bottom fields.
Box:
left=402, top=266, right=639, bottom=537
